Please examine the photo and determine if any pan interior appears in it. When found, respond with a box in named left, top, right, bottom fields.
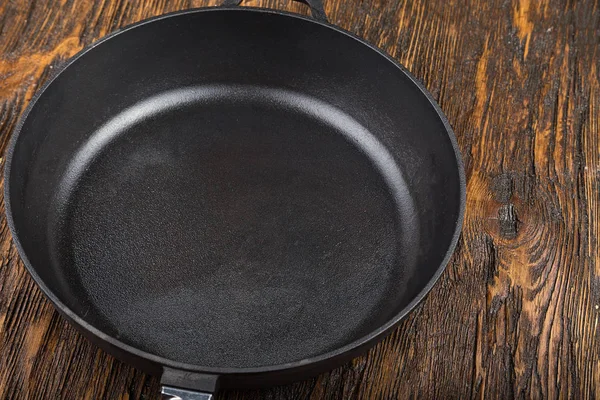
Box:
left=47, top=86, right=417, bottom=368
left=7, top=10, right=464, bottom=371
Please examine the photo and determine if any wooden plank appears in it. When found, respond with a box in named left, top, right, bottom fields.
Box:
left=0, top=0, right=598, bottom=398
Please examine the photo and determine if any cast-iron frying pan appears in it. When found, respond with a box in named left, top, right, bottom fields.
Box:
left=4, top=1, right=465, bottom=398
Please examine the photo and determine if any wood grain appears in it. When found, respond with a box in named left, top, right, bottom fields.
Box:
left=0, top=0, right=599, bottom=398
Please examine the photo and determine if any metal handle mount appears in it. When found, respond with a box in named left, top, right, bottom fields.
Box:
left=222, top=0, right=328, bottom=23
left=161, top=386, right=213, bottom=400
left=160, top=368, right=219, bottom=400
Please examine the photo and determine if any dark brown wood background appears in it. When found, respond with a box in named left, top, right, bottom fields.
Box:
left=0, top=0, right=599, bottom=398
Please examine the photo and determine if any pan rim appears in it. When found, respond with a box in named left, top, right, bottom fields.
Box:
left=3, top=5, right=467, bottom=376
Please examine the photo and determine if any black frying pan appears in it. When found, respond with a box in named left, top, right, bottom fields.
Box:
left=4, top=1, right=465, bottom=398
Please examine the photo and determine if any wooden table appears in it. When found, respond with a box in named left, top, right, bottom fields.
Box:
left=0, top=0, right=598, bottom=398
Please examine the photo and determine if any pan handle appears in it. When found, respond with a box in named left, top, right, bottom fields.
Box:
left=221, top=0, right=328, bottom=23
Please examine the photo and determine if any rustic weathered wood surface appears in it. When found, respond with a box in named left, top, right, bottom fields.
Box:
left=0, top=0, right=599, bottom=398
